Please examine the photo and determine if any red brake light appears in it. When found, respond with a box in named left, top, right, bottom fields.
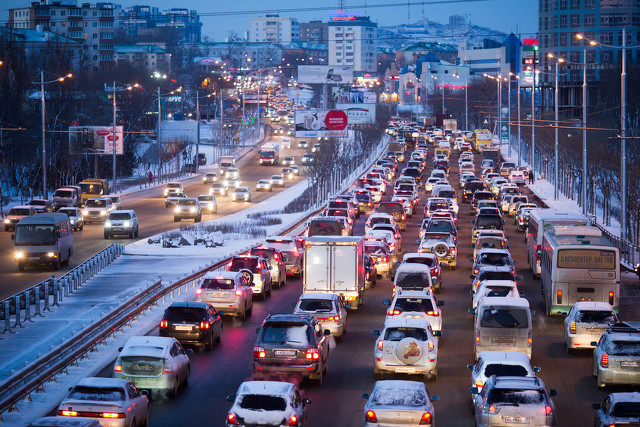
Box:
left=377, top=340, right=383, bottom=350
left=160, top=319, right=168, bottom=328
left=102, top=413, right=125, bottom=419
left=200, top=321, right=210, bottom=329
left=254, top=346, right=266, bottom=358
left=426, top=310, right=439, bottom=316
left=475, top=380, right=483, bottom=388
left=274, top=254, right=279, bottom=260
left=365, top=410, right=378, bottom=423
left=601, top=353, right=609, bottom=368
left=544, top=405, right=553, bottom=415
left=419, top=412, right=432, bottom=425
left=387, top=309, right=401, bottom=316
left=235, top=289, right=243, bottom=296
left=609, top=291, right=614, bottom=304
left=59, top=410, right=78, bottom=417
left=556, top=290, right=563, bottom=305
left=305, top=348, right=320, bottom=360
left=227, top=413, right=241, bottom=425
left=114, top=365, right=122, bottom=372
left=287, top=414, right=299, bottom=426
left=569, top=321, right=576, bottom=334
left=196, top=289, right=203, bottom=295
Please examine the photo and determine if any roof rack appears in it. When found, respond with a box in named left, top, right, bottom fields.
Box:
left=608, top=322, right=640, bottom=333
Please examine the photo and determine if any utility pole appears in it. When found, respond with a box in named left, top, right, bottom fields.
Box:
left=554, top=62, right=559, bottom=200
left=620, top=27, right=627, bottom=240
left=196, top=89, right=201, bottom=174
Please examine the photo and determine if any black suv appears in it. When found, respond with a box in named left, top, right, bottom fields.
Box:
left=159, top=302, right=223, bottom=350
left=463, top=180, right=486, bottom=202
left=376, top=202, right=406, bottom=231
left=253, top=314, right=331, bottom=385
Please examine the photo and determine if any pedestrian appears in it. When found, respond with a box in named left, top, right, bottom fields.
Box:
left=529, top=169, right=534, bottom=185
left=148, top=171, right=153, bottom=184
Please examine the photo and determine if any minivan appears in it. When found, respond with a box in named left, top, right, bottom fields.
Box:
left=472, top=296, right=532, bottom=359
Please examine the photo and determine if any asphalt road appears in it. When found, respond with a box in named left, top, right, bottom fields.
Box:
left=143, top=142, right=640, bottom=426
left=0, top=125, right=307, bottom=300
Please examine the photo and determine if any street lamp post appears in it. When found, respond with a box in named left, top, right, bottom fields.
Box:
left=554, top=61, right=559, bottom=201
left=517, top=74, right=521, bottom=166
left=37, top=71, right=72, bottom=198
left=576, top=34, right=594, bottom=215
left=531, top=69, right=535, bottom=181
left=111, top=82, right=140, bottom=192
left=507, top=74, right=512, bottom=157
left=497, top=75, right=502, bottom=145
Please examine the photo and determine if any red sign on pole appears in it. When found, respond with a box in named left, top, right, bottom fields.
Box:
left=324, top=110, right=348, bottom=130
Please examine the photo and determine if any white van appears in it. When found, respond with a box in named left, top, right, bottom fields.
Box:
left=392, top=263, right=434, bottom=295
left=13, top=213, right=73, bottom=271
left=281, top=137, right=291, bottom=149
left=472, top=296, right=532, bottom=359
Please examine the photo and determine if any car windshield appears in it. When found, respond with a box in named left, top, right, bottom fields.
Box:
left=54, top=190, right=73, bottom=198
left=178, top=200, right=197, bottom=206
left=67, top=386, right=125, bottom=402
left=611, top=402, right=640, bottom=417
left=607, top=341, right=640, bottom=356
left=109, top=213, right=131, bottom=220
left=298, top=299, right=334, bottom=312
left=484, top=364, right=529, bottom=377
left=395, top=271, right=430, bottom=290
left=370, top=387, right=427, bottom=407
left=384, top=327, right=428, bottom=341
left=198, top=196, right=213, bottom=202
left=239, top=394, right=287, bottom=411
left=230, top=258, right=259, bottom=271
left=428, top=202, right=449, bottom=211
left=394, top=297, right=434, bottom=312
left=476, top=216, right=503, bottom=229
left=14, top=225, right=55, bottom=246
left=202, top=278, right=235, bottom=290
left=480, top=307, right=529, bottom=328
left=479, top=253, right=511, bottom=266
left=260, top=323, right=310, bottom=344
left=29, top=200, right=46, bottom=206
left=58, top=209, right=76, bottom=216
left=9, top=208, right=30, bottom=216
left=79, top=183, right=102, bottom=194
left=486, top=389, right=545, bottom=405
left=164, top=307, right=206, bottom=322
left=85, top=199, right=106, bottom=207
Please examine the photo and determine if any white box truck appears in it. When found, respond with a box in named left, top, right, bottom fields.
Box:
left=303, top=236, right=366, bottom=311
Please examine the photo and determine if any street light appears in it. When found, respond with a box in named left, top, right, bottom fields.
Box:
left=577, top=30, right=639, bottom=240
left=35, top=71, right=72, bottom=198
left=111, top=82, right=140, bottom=193
left=547, top=54, right=567, bottom=201
left=193, top=90, right=214, bottom=174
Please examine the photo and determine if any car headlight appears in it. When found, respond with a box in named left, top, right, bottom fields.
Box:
left=70, top=219, right=75, bottom=224
left=46, top=252, right=56, bottom=258
left=208, top=203, right=214, bottom=209
left=232, top=195, right=237, bottom=200
left=190, top=207, right=196, bottom=213
left=15, top=251, right=24, bottom=259
left=100, top=210, right=106, bottom=216
left=174, top=207, right=181, bottom=213
left=105, top=221, right=112, bottom=227
left=164, top=190, right=169, bottom=196
left=244, top=194, right=249, bottom=199
left=82, top=210, right=89, bottom=216
left=123, top=221, right=130, bottom=227
left=209, top=189, right=214, bottom=195
left=4, top=219, right=9, bottom=224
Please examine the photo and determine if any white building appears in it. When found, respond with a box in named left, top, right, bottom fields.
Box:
left=249, top=15, right=298, bottom=44
left=457, top=40, right=510, bottom=77
left=328, top=15, right=377, bottom=75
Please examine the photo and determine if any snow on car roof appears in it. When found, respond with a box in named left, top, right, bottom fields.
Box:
left=203, top=271, right=240, bottom=280
left=238, top=380, right=294, bottom=396
left=75, top=377, right=129, bottom=388
left=477, top=280, right=518, bottom=288
left=477, top=296, right=530, bottom=308
left=369, top=380, right=428, bottom=407
left=609, top=392, right=640, bottom=404
left=572, top=301, right=615, bottom=311
left=476, top=248, right=511, bottom=256
left=120, top=336, right=172, bottom=356
left=477, top=351, right=532, bottom=364
left=299, top=292, right=338, bottom=301
left=395, top=263, right=430, bottom=274
left=383, top=316, right=432, bottom=329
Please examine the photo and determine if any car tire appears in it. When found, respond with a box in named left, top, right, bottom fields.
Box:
left=18, top=262, right=24, bottom=272
left=53, top=257, right=60, bottom=270
left=174, top=217, right=181, bottom=222
left=335, top=333, right=342, bottom=343
left=205, top=332, right=213, bottom=351
left=142, top=410, right=149, bottom=427
left=135, top=227, right=139, bottom=237
left=129, top=230, right=135, bottom=238
left=104, top=232, right=109, bottom=239
left=312, top=366, right=323, bottom=386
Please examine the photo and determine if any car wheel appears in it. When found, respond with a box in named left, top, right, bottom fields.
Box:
left=216, top=326, right=222, bottom=343
left=142, top=410, right=149, bottom=427
left=135, top=227, right=139, bottom=237
left=129, top=230, right=135, bottom=238
left=18, top=262, right=24, bottom=272
left=335, top=333, right=342, bottom=343
left=104, top=232, right=110, bottom=239
left=205, top=332, right=213, bottom=351
left=312, top=366, right=323, bottom=386
left=183, top=368, right=190, bottom=388
left=53, top=257, right=60, bottom=270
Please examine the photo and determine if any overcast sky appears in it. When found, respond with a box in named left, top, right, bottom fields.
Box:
left=1, top=0, right=538, bottom=41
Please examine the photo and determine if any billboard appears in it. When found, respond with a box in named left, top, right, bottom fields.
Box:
left=294, top=109, right=348, bottom=138
left=69, top=126, right=123, bottom=155
left=297, top=65, right=354, bottom=84
left=335, top=103, right=376, bottom=125
left=332, top=89, right=376, bottom=104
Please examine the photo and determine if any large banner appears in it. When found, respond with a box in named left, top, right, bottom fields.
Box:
left=69, top=126, right=123, bottom=155
left=294, top=109, right=348, bottom=138
left=335, top=103, right=376, bottom=125
left=332, top=89, right=376, bottom=104
left=297, top=65, right=354, bottom=84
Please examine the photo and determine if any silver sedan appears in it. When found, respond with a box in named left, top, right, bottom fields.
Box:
left=362, top=380, right=437, bottom=426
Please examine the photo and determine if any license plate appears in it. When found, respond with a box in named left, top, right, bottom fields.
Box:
left=502, top=416, right=529, bottom=423
left=585, top=327, right=605, bottom=333
left=212, top=293, right=227, bottom=298
left=493, top=337, right=515, bottom=345
left=132, top=365, right=153, bottom=372
left=621, top=361, right=639, bottom=367
left=174, top=325, right=193, bottom=331
left=274, top=350, right=297, bottom=358
left=396, top=367, right=417, bottom=373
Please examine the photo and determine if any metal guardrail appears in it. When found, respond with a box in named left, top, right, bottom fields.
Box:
left=1, top=244, right=125, bottom=334
left=587, top=219, right=640, bottom=270
left=0, top=136, right=387, bottom=422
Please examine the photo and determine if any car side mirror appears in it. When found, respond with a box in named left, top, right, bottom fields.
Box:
left=440, top=262, right=447, bottom=268
left=372, top=329, right=380, bottom=336
left=471, top=220, right=474, bottom=224
left=118, top=347, right=123, bottom=352
left=303, top=398, right=312, bottom=406
left=513, top=260, right=518, bottom=264
left=469, top=275, right=475, bottom=280
left=591, top=341, right=598, bottom=346
left=250, top=282, right=255, bottom=287
left=361, top=393, right=369, bottom=399
left=324, top=329, right=331, bottom=336
left=591, top=403, right=601, bottom=410
left=345, top=304, right=351, bottom=309
left=519, top=292, right=525, bottom=297
left=185, top=348, right=193, bottom=355
left=437, top=300, right=444, bottom=306
left=457, top=227, right=461, bottom=231
left=467, top=364, right=474, bottom=370
left=506, top=246, right=510, bottom=249
left=431, top=395, right=439, bottom=401
left=226, top=395, right=236, bottom=402
left=218, top=311, right=224, bottom=316
left=416, top=240, right=421, bottom=244
left=469, top=258, right=474, bottom=263
left=503, top=220, right=506, bottom=225
left=530, top=309, right=535, bottom=315
left=516, top=276, right=522, bottom=281
left=383, top=299, right=390, bottom=306
left=549, top=389, right=558, bottom=397
left=468, top=308, right=475, bottom=315
left=534, top=366, right=541, bottom=373
left=433, top=330, right=441, bottom=337
left=470, top=387, right=478, bottom=395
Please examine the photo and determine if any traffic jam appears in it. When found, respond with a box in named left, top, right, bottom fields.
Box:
left=46, top=120, right=636, bottom=427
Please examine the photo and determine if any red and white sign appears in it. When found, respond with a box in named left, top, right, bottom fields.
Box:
left=324, top=110, right=348, bottom=130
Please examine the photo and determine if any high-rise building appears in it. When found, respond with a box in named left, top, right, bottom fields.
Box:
left=299, top=20, right=329, bottom=44
left=8, top=1, right=120, bottom=70
left=328, top=15, right=378, bottom=74
left=120, top=6, right=202, bottom=44
left=249, top=15, right=299, bottom=44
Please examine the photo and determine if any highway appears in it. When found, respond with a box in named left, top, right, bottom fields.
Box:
left=131, top=141, right=639, bottom=426
left=0, top=126, right=305, bottom=300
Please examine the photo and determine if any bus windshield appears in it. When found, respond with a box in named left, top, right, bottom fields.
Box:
left=15, top=225, right=55, bottom=246
left=79, top=183, right=102, bottom=195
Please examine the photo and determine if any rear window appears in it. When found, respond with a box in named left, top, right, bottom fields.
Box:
left=395, top=271, right=430, bottom=290
left=483, top=364, right=529, bottom=378
left=486, top=389, right=545, bottom=405
left=474, top=192, right=493, bottom=200
left=475, top=216, right=503, bottom=229
left=378, top=203, right=403, bottom=214
left=164, top=307, right=206, bottom=322
left=261, top=322, right=311, bottom=344
left=612, top=402, right=640, bottom=417
left=404, top=257, right=435, bottom=268
left=478, top=253, right=510, bottom=267
left=478, top=271, right=516, bottom=282
left=239, top=394, right=287, bottom=411
left=67, top=386, right=125, bottom=402
left=438, top=190, right=456, bottom=198
left=230, top=258, right=259, bottom=271
left=309, top=220, right=341, bottom=236
left=427, top=221, right=455, bottom=233
left=202, top=278, right=235, bottom=290
left=576, top=310, right=616, bottom=323
left=480, top=307, right=529, bottom=329
left=607, top=341, right=640, bottom=356
left=298, top=299, right=334, bottom=312
left=370, top=387, right=426, bottom=407
left=54, top=190, right=73, bottom=198
left=394, top=297, right=434, bottom=312
left=58, top=209, right=76, bottom=216
left=383, top=327, right=428, bottom=341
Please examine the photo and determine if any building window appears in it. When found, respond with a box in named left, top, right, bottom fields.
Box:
left=584, top=14, right=595, bottom=27
left=559, top=0, right=567, bottom=9
left=571, top=14, right=579, bottom=27
left=560, top=15, right=567, bottom=28
left=559, top=33, right=567, bottom=46
left=100, top=21, right=113, bottom=27
left=552, top=16, right=558, bottom=29
left=570, top=0, right=579, bottom=8
left=601, top=50, right=611, bottom=64
left=60, top=10, right=66, bottom=16
left=93, top=33, right=97, bottom=38
left=584, top=0, right=595, bottom=8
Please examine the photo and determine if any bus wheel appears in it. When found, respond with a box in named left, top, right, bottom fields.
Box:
left=53, top=258, right=60, bottom=270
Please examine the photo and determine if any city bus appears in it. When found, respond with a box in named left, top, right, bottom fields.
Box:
left=12, top=213, right=73, bottom=271
left=526, top=209, right=588, bottom=278
left=540, top=225, right=619, bottom=316
left=473, top=129, right=493, bottom=151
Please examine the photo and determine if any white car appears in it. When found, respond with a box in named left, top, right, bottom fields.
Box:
left=365, top=185, right=383, bottom=202
left=197, top=271, right=254, bottom=319
left=384, top=289, right=444, bottom=333
left=294, top=292, right=348, bottom=341
left=564, top=301, right=618, bottom=353
left=163, top=182, right=183, bottom=197
left=57, top=377, right=149, bottom=427
left=226, top=167, right=240, bottom=179
left=232, top=186, right=252, bottom=202
left=373, top=317, right=440, bottom=381
left=164, top=191, right=187, bottom=208
left=289, top=165, right=300, bottom=176
left=225, top=176, right=242, bottom=189
left=104, top=209, right=139, bottom=239
left=364, top=213, right=396, bottom=235
left=256, top=179, right=273, bottom=192
left=202, top=172, right=220, bottom=184
left=197, top=194, right=218, bottom=214
left=367, top=229, right=400, bottom=256
left=226, top=381, right=311, bottom=427
left=113, top=336, right=191, bottom=398
left=470, top=279, right=521, bottom=309
left=270, top=174, right=285, bottom=188
left=362, top=380, right=437, bottom=427
left=83, top=197, right=114, bottom=222
left=467, top=351, right=540, bottom=402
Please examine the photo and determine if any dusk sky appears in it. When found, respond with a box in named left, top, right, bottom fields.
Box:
left=1, top=0, right=538, bottom=41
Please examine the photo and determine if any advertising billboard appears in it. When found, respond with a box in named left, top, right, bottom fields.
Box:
left=294, top=109, right=348, bottom=138
left=69, top=126, right=123, bottom=155
left=332, top=89, right=376, bottom=104
left=297, top=65, right=354, bottom=84
left=335, top=103, right=376, bottom=125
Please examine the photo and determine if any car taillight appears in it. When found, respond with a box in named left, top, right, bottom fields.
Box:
left=473, top=268, right=479, bottom=275
left=305, top=348, right=320, bottom=360
left=287, top=414, right=299, bottom=426
left=556, top=290, right=563, bottom=305
left=227, top=413, right=241, bottom=425
left=476, top=329, right=481, bottom=344
left=102, top=413, right=125, bottom=419
left=274, top=254, right=279, bottom=260
left=387, top=309, right=401, bottom=316
left=428, top=341, right=434, bottom=351
left=196, top=288, right=203, bottom=295
left=543, top=405, right=553, bottom=415
left=114, top=365, right=122, bottom=372
left=365, top=410, right=378, bottom=423
left=377, top=340, right=383, bottom=351
left=426, top=310, right=439, bottom=317
left=475, top=380, right=483, bottom=388
left=570, top=321, right=577, bottom=334
left=160, top=319, right=168, bottom=328
left=431, top=268, right=439, bottom=276
left=419, top=412, right=432, bottom=425
left=609, top=291, right=614, bottom=305
left=449, top=248, right=456, bottom=255
left=601, top=353, right=609, bottom=368
left=235, top=290, right=243, bottom=296
left=528, top=330, right=533, bottom=345
left=402, top=215, right=406, bottom=220
left=254, top=346, right=266, bottom=358
left=59, top=410, right=78, bottom=417
left=392, top=286, right=396, bottom=296
left=162, top=365, right=172, bottom=374
left=200, top=321, right=210, bottom=329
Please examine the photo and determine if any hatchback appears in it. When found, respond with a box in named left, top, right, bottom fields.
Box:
left=159, top=302, right=223, bottom=350
left=592, top=323, right=640, bottom=388
left=249, top=246, right=287, bottom=288
left=362, top=380, right=437, bottom=427
left=197, top=271, right=253, bottom=319
left=293, top=293, right=348, bottom=341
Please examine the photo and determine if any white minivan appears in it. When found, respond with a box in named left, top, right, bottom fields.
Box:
left=472, top=296, right=532, bottom=360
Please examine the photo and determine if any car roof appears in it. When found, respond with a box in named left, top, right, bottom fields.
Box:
left=75, top=377, right=129, bottom=389
left=476, top=248, right=511, bottom=256
left=167, top=301, right=210, bottom=309
left=477, top=351, right=532, bottom=365
left=477, top=296, right=530, bottom=308
left=383, top=316, right=432, bottom=329
left=265, top=313, right=315, bottom=323
left=490, top=376, right=544, bottom=390
left=235, top=186, right=250, bottom=191
left=121, top=336, right=174, bottom=356
left=167, top=182, right=181, bottom=186
left=478, top=280, right=518, bottom=288
left=11, top=205, right=34, bottom=210
left=372, top=380, right=427, bottom=394
left=403, top=252, right=437, bottom=260
left=608, top=392, right=640, bottom=405
left=299, top=292, right=338, bottom=301
left=202, top=271, right=241, bottom=280
left=395, top=263, right=431, bottom=273
left=109, top=209, right=134, bottom=214
left=237, top=381, right=294, bottom=396
left=572, top=301, right=615, bottom=311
